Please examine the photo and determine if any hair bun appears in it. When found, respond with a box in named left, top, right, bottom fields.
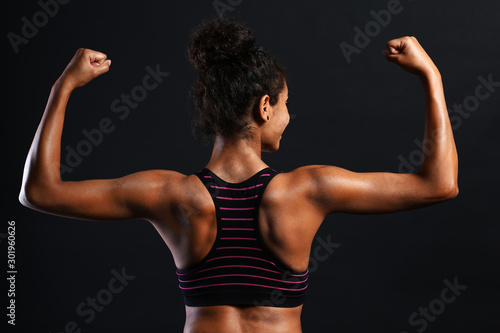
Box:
left=188, top=16, right=256, bottom=70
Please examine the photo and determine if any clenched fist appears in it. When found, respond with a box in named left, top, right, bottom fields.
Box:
left=58, top=48, right=111, bottom=90
left=383, top=36, right=439, bottom=77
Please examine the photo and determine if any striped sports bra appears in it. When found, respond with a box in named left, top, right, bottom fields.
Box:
left=176, top=167, right=309, bottom=307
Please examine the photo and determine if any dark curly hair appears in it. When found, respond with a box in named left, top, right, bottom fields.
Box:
left=187, top=16, right=287, bottom=145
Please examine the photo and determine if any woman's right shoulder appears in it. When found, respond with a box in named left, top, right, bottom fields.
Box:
left=269, top=165, right=349, bottom=214
left=265, top=165, right=335, bottom=202
left=276, top=165, right=338, bottom=187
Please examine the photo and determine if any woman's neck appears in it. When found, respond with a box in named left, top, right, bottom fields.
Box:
left=205, top=135, right=269, bottom=183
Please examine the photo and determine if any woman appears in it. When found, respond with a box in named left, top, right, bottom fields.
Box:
left=19, top=17, right=458, bottom=333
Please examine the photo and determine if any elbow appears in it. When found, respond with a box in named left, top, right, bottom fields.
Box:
left=442, top=184, right=459, bottom=200
left=19, top=173, right=63, bottom=212
left=431, top=182, right=459, bottom=202
left=449, top=184, right=459, bottom=199
left=18, top=190, right=29, bottom=208
left=417, top=170, right=459, bottom=202
left=19, top=187, right=41, bottom=209
left=19, top=184, right=51, bottom=210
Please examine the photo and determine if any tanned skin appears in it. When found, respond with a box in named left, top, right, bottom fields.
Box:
left=19, top=37, right=458, bottom=333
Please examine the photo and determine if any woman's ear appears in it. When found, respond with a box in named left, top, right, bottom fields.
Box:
left=258, top=95, right=271, bottom=122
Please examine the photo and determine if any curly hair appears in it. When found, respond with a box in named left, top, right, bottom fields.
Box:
left=187, top=16, right=287, bottom=145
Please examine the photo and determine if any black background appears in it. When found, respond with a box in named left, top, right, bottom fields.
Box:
left=4, top=0, right=500, bottom=332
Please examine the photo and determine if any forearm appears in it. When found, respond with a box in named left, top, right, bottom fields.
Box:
left=20, top=79, right=72, bottom=204
left=417, top=69, right=458, bottom=194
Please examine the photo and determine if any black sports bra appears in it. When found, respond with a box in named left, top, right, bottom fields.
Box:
left=175, top=167, right=309, bottom=307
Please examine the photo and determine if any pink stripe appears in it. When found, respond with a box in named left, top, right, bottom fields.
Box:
left=211, top=184, right=263, bottom=191
left=221, top=217, right=254, bottom=221
left=216, top=247, right=262, bottom=251
left=206, top=256, right=276, bottom=266
left=221, top=228, right=254, bottom=231
left=179, top=282, right=308, bottom=291
left=177, top=263, right=309, bottom=278
left=216, top=195, right=258, bottom=200
left=177, top=264, right=282, bottom=276
left=220, top=237, right=257, bottom=241
left=220, top=207, right=254, bottom=211
left=203, top=175, right=212, bottom=178
left=179, top=274, right=308, bottom=284
left=289, top=269, right=310, bottom=277
left=260, top=174, right=270, bottom=177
